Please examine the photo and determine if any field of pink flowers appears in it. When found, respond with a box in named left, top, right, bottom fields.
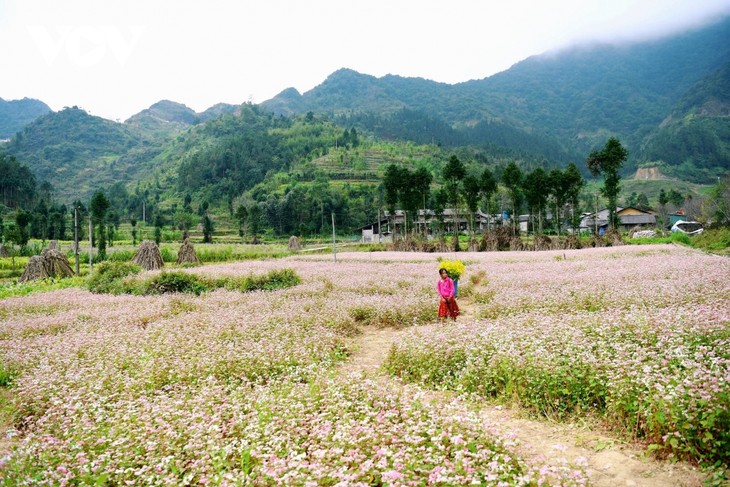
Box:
left=0, top=244, right=727, bottom=484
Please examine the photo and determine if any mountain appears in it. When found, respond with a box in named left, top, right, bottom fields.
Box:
left=0, top=97, right=51, bottom=139
left=262, top=16, right=730, bottom=181
left=4, top=107, right=162, bottom=200
left=124, top=100, right=240, bottom=135
left=125, top=99, right=198, bottom=125
left=638, top=59, right=730, bottom=181
left=198, top=103, right=239, bottom=122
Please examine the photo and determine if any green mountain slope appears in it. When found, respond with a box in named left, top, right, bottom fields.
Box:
left=0, top=97, right=51, bottom=139
left=639, top=60, right=730, bottom=181
left=262, top=16, right=730, bottom=180
left=5, top=107, right=162, bottom=200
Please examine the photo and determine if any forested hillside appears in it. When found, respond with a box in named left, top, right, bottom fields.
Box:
left=263, top=16, right=730, bottom=182
left=5, top=107, right=164, bottom=200
left=0, top=98, right=50, bottom=139
left=1, top=15, right=729, bottom=241
left=639, top=60, right=730, bottom=181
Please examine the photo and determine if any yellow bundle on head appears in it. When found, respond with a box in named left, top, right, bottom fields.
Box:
left=438, top=259, right=465, bottom=280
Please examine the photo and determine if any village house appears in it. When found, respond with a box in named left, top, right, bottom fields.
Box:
left=579, top=206, right=656, bottom=234
left=358, top=209, right=506, bottom=242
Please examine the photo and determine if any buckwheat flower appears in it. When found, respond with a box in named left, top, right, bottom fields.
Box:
left=382, top=469, right=404, bottom=481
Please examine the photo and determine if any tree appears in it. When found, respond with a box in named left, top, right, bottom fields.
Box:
left=413, top=167, right=433, bottom=215
left=383, top=164, right=402, bottom=217
left=14, top=210, right=32, bottom=248
left=562, top=163, right=585, bottom=232
left=462, top=174, right=481, bottom=235
left=48, top=204, right=67, bottom=241
left=130, top=218, right=138, bottom=245
left=442, top=155, right=466, bottom=199
left=658, top=189, right=670, bottom=230
left=235, top=204, right=249, bottom=240
left=202, top=215, right=214, bottom=243
left=479, top=168, right=498, bottom=230
left=248, top=204, right=262, bottom=241
left=502, top=162, right=523, bottom=233
left=523, top=168, right=549, bottom=234
left=705, top=175, right=730, bottom=227
left=586, top=137, right=628, bottom=230
left=668, top=189, right=684, bottom=207
left=442, top=155, right=466, bottom=245
left=90, top=191, right=110, bottom=260
left=174, top=212, right=194, bottom=241
left=432, top=188, right=449, bottom=235
left=0, top=153, right=37, bottom=209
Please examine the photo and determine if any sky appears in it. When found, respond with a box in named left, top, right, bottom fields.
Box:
left=2, top=0, right=730, bottom=122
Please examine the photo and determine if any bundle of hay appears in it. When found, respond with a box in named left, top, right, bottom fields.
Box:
left=176, top=239, right=200, bottom=265
left=534, top=234, right=553, bottom=251
left=480, top=231, right=499, bottom=251
left=605, top=229, right=624, bottom=246
left=287, top=236, right=302, bottom=251
left=40, top=248, right=75, bottom=278
left=132, top=240, right=164, bottom=271
left=19, top=249, right=75, bottom=283
left=563, top=234, right=582, bottom=250
left=509, top=237, right=524, bottom=251
left=19, top=256, right=51, bottom=283
left=591, top=236, right=606, bottom=247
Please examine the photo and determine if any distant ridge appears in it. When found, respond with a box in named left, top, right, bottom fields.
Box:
left=124, top=100, right=240, bottom=133
left=260, top=16, right=730, bottom=181
left=0, top=97, right=51, bottom=139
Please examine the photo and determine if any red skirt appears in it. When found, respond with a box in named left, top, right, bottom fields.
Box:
left=438, top=297, right=460, bottom=319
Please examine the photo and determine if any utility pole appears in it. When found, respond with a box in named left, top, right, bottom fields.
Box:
left=88, top=216, right=93, bottom=272
left=74, top=205, right=79, bottom=274
left=377, top=208, right=381, bottom=244
left=331, top=212, right=337, bottom=263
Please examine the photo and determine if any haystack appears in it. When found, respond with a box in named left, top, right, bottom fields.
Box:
left=563, top=234, right=582, bottom=250
left=40, top=248, right=75, bottom=278
left=287, top=235, right=302, bottom=251
left=176, top=239, right=200, bottom=265
left=509, top=237, right=524, bottom=251
left=19, top=249, right=75, bottom=283
left=19, top=256, right=51, bottom=283
left=534, top=234, right=553, bottom=251
left=132, top=240, right=164, bottom=270
left=605, top=229, right=624, bottom=246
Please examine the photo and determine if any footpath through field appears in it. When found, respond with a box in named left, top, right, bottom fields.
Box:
left=341, top=298, right=705, bottom=487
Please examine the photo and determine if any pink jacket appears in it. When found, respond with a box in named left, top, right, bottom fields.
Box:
left=437, top=277, right=455, bottom=299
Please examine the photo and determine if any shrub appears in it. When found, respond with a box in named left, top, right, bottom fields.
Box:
left=87, top=261, right=142, bottom=294
left=217, top=268, right=301, bottom=293
left=670, top=232, right=691, bottom=245
left=0, top=362, right=16, bottom=387
left=141, top=271, right=209, bottom=296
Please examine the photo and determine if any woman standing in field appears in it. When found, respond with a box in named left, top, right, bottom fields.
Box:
left=437, top=268, right=459, bottom=321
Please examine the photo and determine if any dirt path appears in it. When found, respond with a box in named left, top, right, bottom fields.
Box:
left=341, top=299, right=706, bottom=487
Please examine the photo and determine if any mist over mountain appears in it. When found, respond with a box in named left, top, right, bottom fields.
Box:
left=2, top=15, right=729, bottom=207
left=262, top=15, right=730, bottom=181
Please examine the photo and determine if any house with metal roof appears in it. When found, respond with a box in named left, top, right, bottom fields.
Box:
left=579, top=207, right=656, bottom=234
